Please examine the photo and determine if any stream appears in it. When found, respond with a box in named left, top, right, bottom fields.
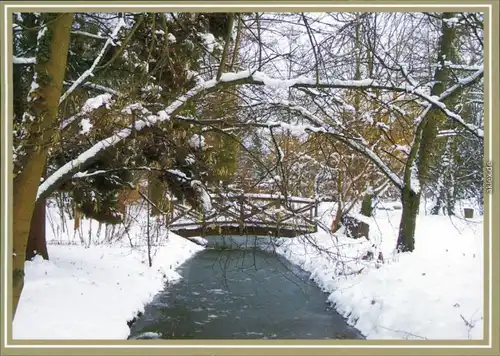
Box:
left=128, top=246, right=364, bottom=340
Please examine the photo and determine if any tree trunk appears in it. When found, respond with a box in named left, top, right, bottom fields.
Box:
left=396, top=13, right=457, bottom=252
left=430, top=187, right=445, bottom=215
left=445, top=135, right=458, bottom=215
left=330, top=171, right=344, bottom=232
left=416, top=13, right=456, bottom=186
left=396, top=186, right=419, bottom=252
left=26, top=167, right=48, bottom=261
left=360, top=193, right=374, bottom=217
left=147, top=174, right=152, bottom=267
left=330, top=207, right=343, bottom=233
left=25, top=197, right=48, bottom=261
left=12, top=13, right=74, bottom=318
left=445, top=177, right=456, bottom=215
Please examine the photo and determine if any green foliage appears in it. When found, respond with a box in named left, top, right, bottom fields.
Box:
left=41, top=12, right=238, bottom=216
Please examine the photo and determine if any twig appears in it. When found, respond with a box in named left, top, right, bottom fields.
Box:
left=378, top=325, right=428, bottom=340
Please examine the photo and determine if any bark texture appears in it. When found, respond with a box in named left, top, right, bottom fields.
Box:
left=396, top=13, right=456, bottom=252
left=13, top=13, right=74, bottom=317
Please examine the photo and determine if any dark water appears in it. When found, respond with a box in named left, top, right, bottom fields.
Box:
left=128, top=248, right=364, bottom=340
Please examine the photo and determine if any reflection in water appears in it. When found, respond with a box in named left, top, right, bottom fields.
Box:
left=128, top=248, right=365, bottom=340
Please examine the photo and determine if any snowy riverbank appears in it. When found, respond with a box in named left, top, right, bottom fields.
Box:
left=13, top=205, right=204, bottom=339
left=276, top=202, right=484, bottom=340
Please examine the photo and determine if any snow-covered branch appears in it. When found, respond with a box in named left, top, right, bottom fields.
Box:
left=445, top=63, right=483, bottom=72
left=63, top=81, right=119, bottom=95
left=71, top=30, right=108, bottom=40
left=247, top=70, right=484, bottom=137
left=60, top=93, right=114, bottom=130
left=437, top=129, right=461, bottom=138
left=13, top=56, right=36, bottom=65
left=429, top=68, right=484, bottom=137
left=59, top=18, right=126, bottom=104
left=37, top=70, right=246, bottom=200
left=38, top=65, right=482, bottom=200
left=269, top=103, right=404, bottom=190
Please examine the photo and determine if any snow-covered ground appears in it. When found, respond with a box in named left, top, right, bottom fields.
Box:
left=13, top=199, right=484, bottom=340
left=276, top=201, right=484, bottom=340
left=13, top=205, right=204, bottom=339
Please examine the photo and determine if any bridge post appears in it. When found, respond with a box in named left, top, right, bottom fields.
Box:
left=276, top=196, right=282, bottom=237
left=239, top=195, right=244, bottom=235
left=201, top=213, right=206, bottom=237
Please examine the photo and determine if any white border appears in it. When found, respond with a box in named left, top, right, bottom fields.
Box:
left=3, top=2, right=493, bottom=350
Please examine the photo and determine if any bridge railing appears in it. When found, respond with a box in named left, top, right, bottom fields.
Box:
left=166, top=193, right=319, bottom=237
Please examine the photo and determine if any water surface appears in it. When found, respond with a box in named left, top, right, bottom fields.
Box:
left=128, top=247, right=364, bottom=340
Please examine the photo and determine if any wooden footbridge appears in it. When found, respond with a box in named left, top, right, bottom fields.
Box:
left=166, top=193, right=319, bottom=238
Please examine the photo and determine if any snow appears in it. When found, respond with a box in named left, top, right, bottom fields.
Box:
left=13, top=197, right=483, bottom=341
left=81, top=93, right=113, bottom=113
left=218, top=69, right=253, bottom=83
left=37, top=26, right=48, bottom=41
left=185, top=154, right=196, bottom=165
left=66, top=81, right=118, bottom=95
left=71, top=30, right=107, bottom=40
left=73, top=170, right=107, bottom=179
left=187, top=70, right=199, bottom=80
left=191, top=180, right=212, bottom=212
left=130, top=331, right=162, bottom=339
left=37, top=134, right=123, bottom=200
left=14, top=12, right=23, bottom=22
left=199, top=33, right=216, bottom=52
left=276, top=202, right=484, bottom=340
left=446, top=63, right=483, bottom=71
left=121, top=102, right=150, bottom=115
left=443, top=17, right=460, bottom=27
left=393, top=145, right=410, bottom=155
left=437, top=129, right=460, bottom=137
left=253, top=71, right=315, bottom=89
left=167, top=33, right=176, bottom=43
left=167, top=169, right=189, bottom=180
left=189, top=134, right=205, bottom=150
left=42, top=71, right=217, bottom=198
left=419, top=68, right=484, bottom=138
left=141, top=84, right=163, bottom=95
left=79, top=118, right=93, bottom=135
left=26, top=73, right=39, bottom=103
left=13, top=205, right=204, bottom=340
left=13, top=56, right=36, bottom=64
left=59, top=18, right=127, bottom=104
left=409, top=161, right=420, bottom=194
left=60, top=94, right=114, bottom=131
left=29, top=79, right=40, bottom=95
left=239, top=193, right=315, bottom=203
left=376, top=122, right=390, bottom=130
left=277, top=146, right=284, bottom=162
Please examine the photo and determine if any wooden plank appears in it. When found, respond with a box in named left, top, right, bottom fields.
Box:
left=242, top=193, right=316, bottom=204
left=171, top=220, right=314, bottom=231
left=172, top=225, right=312, bottom=238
